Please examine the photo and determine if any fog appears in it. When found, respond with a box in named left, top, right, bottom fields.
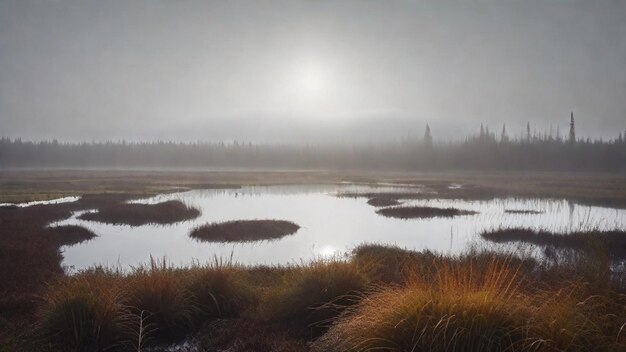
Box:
left=1, top=0, right=625, bottom=143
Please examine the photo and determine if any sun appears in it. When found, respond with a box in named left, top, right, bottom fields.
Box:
left=294, top=61, right=329, bottom=100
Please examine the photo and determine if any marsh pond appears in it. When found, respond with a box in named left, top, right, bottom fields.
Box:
left=45, top=184, right=626, bottom=270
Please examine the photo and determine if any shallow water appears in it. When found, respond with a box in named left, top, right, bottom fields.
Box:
left=0, top=196, right=80, bottom=208
left=51, top=184, right=626, bottom=271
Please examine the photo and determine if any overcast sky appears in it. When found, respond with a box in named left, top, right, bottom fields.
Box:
left=1, top=0, right=625, bottom=143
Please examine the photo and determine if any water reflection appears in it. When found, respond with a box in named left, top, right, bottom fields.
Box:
left=51, top=185, right=626, bottom=271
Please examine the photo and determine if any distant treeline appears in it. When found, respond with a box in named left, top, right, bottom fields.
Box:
left=1, top=132, right=625, bottom=172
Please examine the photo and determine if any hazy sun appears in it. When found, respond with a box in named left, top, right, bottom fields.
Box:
left=294, top=61, right=329, bottom=100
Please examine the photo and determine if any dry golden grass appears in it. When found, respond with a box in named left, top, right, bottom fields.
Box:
left=33, top=246, right=626, bottom=351
left=36, top=258, right=255, bottom=350
left=258, top=260, right=367, bottom=333
left=38, top=269, right=127, bottom=351
left=314, top=256, right=617, bottom=352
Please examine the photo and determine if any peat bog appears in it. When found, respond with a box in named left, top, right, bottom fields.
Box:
left=3, top=173, right=626, bottom=352
left=190, top=220, right=300, bottom=242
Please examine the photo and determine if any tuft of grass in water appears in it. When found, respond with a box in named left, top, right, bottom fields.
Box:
left=190, top=220, right=300, bottom=242
left=376, top=205, right=478, bottom=219
left=259, top=260, right=367, bottom=334
left=79, top=200, right=200, bottom=226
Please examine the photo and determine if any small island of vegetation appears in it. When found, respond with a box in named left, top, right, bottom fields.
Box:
left=79, top=200, right=200, bottom=226
left=190, top=220, right=300, bottom=242
left=376, top=206, right=478, bottom=219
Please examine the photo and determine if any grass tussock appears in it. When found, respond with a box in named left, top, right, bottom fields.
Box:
left=79, top=200, right=200, bottom=226
left=185, top=259, right=253, bottom=320
left=36, top=258, right=253, bottom=350
left=32, top=246, right=626, bottom=351
left=313, top=257, right=612, bottom=352
left=125, top=259, right=195, bottom=341
left=259, top=260, right=367, bottom=332
left=376, top=205, right=478, bottom=219
left=190, top=220, right=300, bottom=242
left=366, top=197, right=401, bottom=207
left=352, top=244, right=438, bottom=284
left=38, top=270, right=126, bottom=351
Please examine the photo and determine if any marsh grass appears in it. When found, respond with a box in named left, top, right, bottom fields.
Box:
left=190, top=220, right=300, bottom=242
left=313, top=256, right=613, bottom=352
left=37, top=257, right=255, bottom=349
left=366, top=197, right=401, bottom=207
left=481, top=228, right=626, bottom=260
left=258, top=260, right=367, bottom=334
left=352, top=244, right=438, bottom=284
left=45, top=225, right=97, bottom=246
left=33, top=245, right=626, bottom=351
left=79, top=200, right=200, bottom=226
left=125, top=259, right=196, bottom=342
left=185, top=259, right=253, bottom=320
left=376, top=205, right=478, bottom=219
left=505, top=209, right=544, bottom=214
left=38, top=269, right=127, bottom=351
left=195, top=318, right=310, bottom=352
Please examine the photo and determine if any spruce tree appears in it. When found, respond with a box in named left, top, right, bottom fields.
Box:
left=424, top=124, right=433, bottom=147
